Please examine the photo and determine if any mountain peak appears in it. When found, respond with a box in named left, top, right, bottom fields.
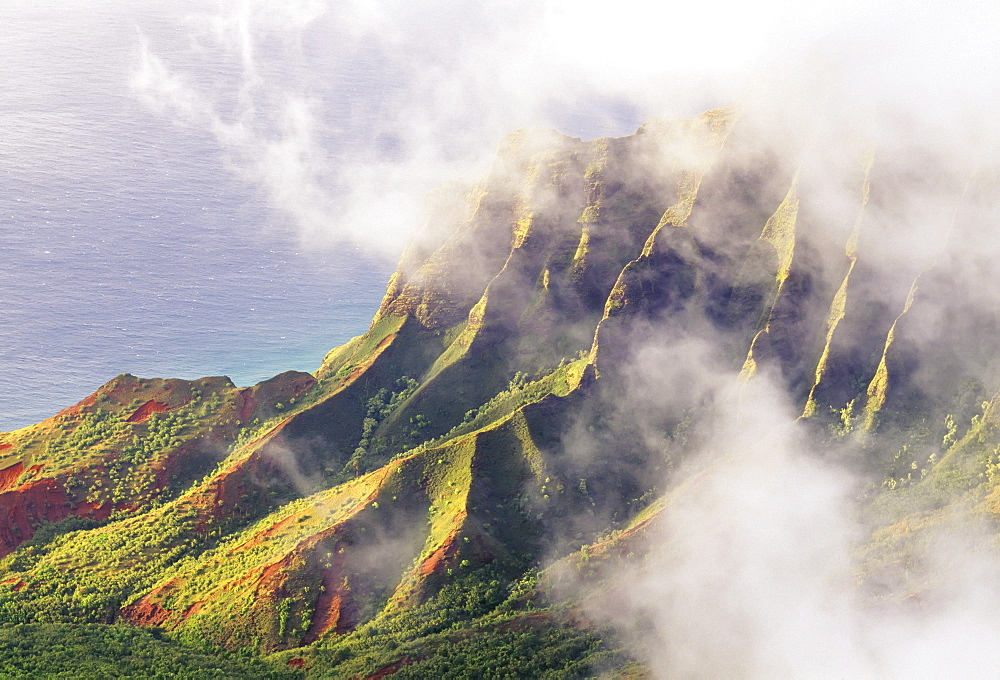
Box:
left=3, top=109, right=1000, bottom=677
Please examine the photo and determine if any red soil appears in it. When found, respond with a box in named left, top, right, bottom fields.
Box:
left=0, top=444, right=12, bottom=451
left=257, top=559, right=285, bottom=589
left=188, top=420, right=298, bottom=531
left=305, top=587, right=356, bottom=643
left=495, top=612, right=551, bottom=633
left=229, top=524, right=363, bottom=643
left=304, top=550, right=357, bottom=643
left=237, top=371, right=315, bottom=424
left=238, top=391, right=256, bottom=425
left=286, top=373, right=317, bottom=394
left=374, top=334, right=396, bottom=354
left=287, top=658, right=306, bottom=668
left=229, top=464, right=386, bottom=553
left=126, top=400, right=170, bottom=423
left=0, top=465, right=117, bottom=557
left=418, top=510, right=468, bottom=579
left=0, top=577, right=26, bottom=592
left=75, top=499, right=111, bottom=518
left=229, top=500, right=340, bottom=552
left=185, top=446, right=270, bottom=533
left=418, top=530, right=461, bottom=578
left=120, top=595, right=172, bottom=627
left=126, top=506, right=379, bottom=648
left=201, top=464, right=252, bottom=528
left=345, top=363, right=370, bottom=383
left=182, top=600, right=205, bottom=618
left=123, top=582, right=208, bottom=628
left=246, top=515, right=296, bottom=547
left=345, top=334, right=397, bottom=382
left=121, top=578, right=181, bottom=627
left=55, top=392, right=97, bottom=419
left=0, top=462, right=24, bottom=493
left=588, top=512, right=658, bottom=560
left=367, top=657, right=417, bottom=679
left=0, top=480, right=71, bottom=557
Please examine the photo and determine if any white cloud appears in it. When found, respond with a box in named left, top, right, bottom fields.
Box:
left=130, top=0, right=1000, bottom=257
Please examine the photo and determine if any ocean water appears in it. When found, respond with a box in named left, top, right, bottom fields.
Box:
left=0, top=3, right=644, bottom=432
left=0, top=4, right=392, bottom=430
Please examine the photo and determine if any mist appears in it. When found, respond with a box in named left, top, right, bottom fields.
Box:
left=130, top=0, right=1000, bottom=261
left=126, top=0, right=1000, bottom=675
left=574, top=354, right=1000, bottom=678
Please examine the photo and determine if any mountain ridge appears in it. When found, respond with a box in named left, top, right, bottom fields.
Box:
left=3, top=108, right=1000, bottom=677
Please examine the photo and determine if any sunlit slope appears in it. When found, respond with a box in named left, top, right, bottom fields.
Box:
left=1, top=110, right=998, bottom=676
left=0, top=371, right=315, bottom=556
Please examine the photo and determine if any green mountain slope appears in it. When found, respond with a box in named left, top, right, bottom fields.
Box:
left=2, top=109, right=998, bottom=677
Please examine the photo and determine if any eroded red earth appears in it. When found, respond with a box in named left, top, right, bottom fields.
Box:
left=0, top=462, right=24, bottom=493
left=126, top=400, right=170, bottom=423
left=0, top=479, right=111, bottom=558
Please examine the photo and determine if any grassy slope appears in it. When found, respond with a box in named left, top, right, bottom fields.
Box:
left=0, top=111, right=988, bottom=677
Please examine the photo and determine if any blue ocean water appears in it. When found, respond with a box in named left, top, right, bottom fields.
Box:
left=0, top=5, right=392, bottom=430
left=0, top=3, right=644, bottom=432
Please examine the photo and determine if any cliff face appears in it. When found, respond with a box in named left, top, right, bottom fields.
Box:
left=2, top=109, right=999, bottom=676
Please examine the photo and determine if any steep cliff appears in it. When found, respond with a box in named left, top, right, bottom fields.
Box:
left=2, top=109, right=999, bottom=677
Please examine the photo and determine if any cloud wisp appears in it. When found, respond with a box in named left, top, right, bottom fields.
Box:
left=130, top=3, right=1000, bottom=675
left=572, top=351, right=1000, bottom=679
left=131, top=0, right=1000, bottom=262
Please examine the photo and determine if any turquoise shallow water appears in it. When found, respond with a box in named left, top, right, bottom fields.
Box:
left=0, top=4, right=393, bottom=430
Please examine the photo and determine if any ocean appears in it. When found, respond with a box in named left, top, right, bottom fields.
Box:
left=0, top=4, right=392, bottom=430
left=0, top=3, right=643, bottom=432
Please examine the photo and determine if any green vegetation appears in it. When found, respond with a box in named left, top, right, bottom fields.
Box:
left=0, top=623, right=297, bottom=679
left=345, top=377, right=420, bottom=474
left=802, top=166, right=869, bottom=418
left=279, top=567, right=633, bottom=679
left=862, top=278, right=920, bottom=431
left=0, top=113, right=992, bottom=678
left=737, top=180, right=799, bottom=381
